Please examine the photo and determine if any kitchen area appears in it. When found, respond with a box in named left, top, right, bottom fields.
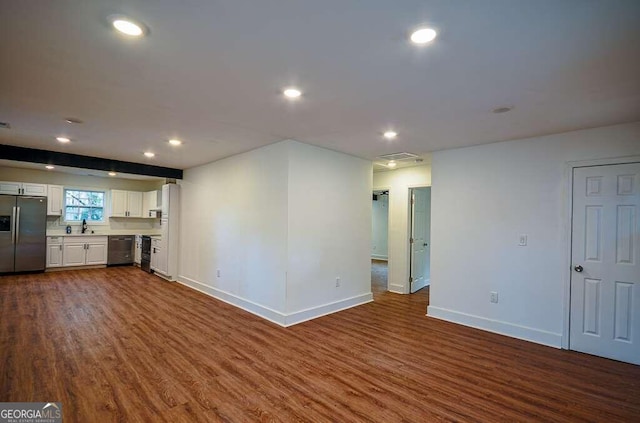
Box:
left=0, top=164, right=179, bottom=281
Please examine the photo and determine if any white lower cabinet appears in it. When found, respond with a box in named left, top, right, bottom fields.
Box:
left=63, top=244, right=87, bottom=266
left=134, top=235, right=142, bottom=265
left=85, top=241, right=108, bottom=265
left=46, top=237, right=64, bottom=268
left=47, top=236, right=108, bottom=268
left=150, top=237, right=162, bottom=273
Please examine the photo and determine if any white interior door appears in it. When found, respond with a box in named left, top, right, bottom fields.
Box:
left=410, top=188, right=431, bottom=293
left=570, top=162, right=640, bottom=365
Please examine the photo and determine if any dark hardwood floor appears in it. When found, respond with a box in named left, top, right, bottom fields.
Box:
left=1, top=266, right=639, bottom=422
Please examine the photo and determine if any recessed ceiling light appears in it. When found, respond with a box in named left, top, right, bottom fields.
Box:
left=56, top=137, right=70, bottom=143
left=168, top=139, right=182, bottom=146
left=111, top=16, right=145, bottom=37
left=144, top=151, right=155, bottom=158
left=387, top=161, right=397, bottom=168
left=45, top=165, right=55, bottom=170
left=283, top=88, right=302, bottom=99
left=410, top=28, right=437, bottom=44
left=383, top=131, right=398, bottom=140
left=108, top=172, right=117, bottom=176
left=64, top=117, right=83, bottom=124
left=492, top=106, right=513, bottom=114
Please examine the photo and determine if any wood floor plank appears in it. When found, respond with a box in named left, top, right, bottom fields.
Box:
left=1, top=264, right=639, bottom=422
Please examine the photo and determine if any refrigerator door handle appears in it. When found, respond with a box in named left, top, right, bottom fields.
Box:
left=11, top=207, right=16, bottom=244
left=15, top=207, right=20, bottom=244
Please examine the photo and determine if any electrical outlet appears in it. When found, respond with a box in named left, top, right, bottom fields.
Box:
left=335, top=277, right=341, bottom=287
left=518, top=234, right=528, bottom=246
left=490, top=291, right=499, bottom=303
left=217, top=269, right=221, bottom=278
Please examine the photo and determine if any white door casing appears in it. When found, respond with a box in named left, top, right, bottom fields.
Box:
left=570, top=163, right=640, bottom=365
left=410, top=188, right=431, bottom=293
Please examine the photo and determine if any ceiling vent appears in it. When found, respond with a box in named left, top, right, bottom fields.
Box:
left=0, top=122, right=10, bottom=129
left=376, top=152, right=419, bottom=162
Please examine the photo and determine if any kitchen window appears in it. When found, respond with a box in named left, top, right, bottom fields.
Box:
left=64, top=189, right=105, bottom=223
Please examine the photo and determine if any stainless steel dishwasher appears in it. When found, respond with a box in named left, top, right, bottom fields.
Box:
left=107, top=235, right=134, bottom=266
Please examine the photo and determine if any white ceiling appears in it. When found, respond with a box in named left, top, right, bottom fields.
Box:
left=1, top=0, right=639, bottom=170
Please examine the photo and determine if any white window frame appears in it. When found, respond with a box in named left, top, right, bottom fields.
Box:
left=63, top=188, right=108, bottom=225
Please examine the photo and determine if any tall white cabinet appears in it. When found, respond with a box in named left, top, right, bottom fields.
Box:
left=154, top=184, right=179, bottom=281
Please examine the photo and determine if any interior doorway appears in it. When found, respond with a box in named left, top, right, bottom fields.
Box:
left=372, top=190, right=389, bottom=292
left=409, top=187, right=431, bottom=293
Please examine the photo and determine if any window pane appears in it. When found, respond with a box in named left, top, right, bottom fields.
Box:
left=64, top=190, right=105, bottom=222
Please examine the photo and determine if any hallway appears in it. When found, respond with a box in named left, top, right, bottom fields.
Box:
left=371, top=258, right=430, bottom=304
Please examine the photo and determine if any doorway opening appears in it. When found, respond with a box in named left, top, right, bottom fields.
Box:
left=409, top=187, right=431, bottom=294
left=372, top=190, right=389, bottom=294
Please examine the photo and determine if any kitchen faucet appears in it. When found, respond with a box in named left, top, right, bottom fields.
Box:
left=81, top=219, right=88, bottom=234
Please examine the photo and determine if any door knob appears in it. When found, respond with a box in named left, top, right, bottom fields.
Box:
left=423, top=243, right=428, bottom=246
left=574, top=265, right=583, bottom=273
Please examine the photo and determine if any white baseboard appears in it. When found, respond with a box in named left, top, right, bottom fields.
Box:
left=177, top=276, right=287, bottom=325
left=426, top=306, right=562, bottom=348
left=388, top=283, right=405, bottom=294
left=46, top=264, right=106, bottom=272
left=371, top=255, right=388, bottom=261
left=177, top=275, right=373, bottom=327
left=284, top=293, right=373, bottom=326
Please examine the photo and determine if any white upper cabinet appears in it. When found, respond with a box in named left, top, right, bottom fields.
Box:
left=0, top=181, right=21, bottom=195
left=110, top=190, right=128, bottom=216
left=110, top=190, right=143, bottom=217
left=22, top=183, right=47, bottom=196
left=127, top=191, right=143, bottom=217
left=47, top=185, right=64, bottom=216
left=142, top=190, right=160, bottom=218
left=0, top=181, right=47, bottom=196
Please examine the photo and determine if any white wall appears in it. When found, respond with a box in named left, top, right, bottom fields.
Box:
left=178, top=142, right=289, bottom=317
left=373, top=165, right=431, bottom=293
left=178, top=140, right=372, bottom=326
left=428, top=121, right=640, bottom=348
left=286, top=141, right=372, bottom=321
left=371, top=194, right=388, bottom=259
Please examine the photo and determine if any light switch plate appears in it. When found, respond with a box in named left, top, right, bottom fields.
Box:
left=518, top=234, right=527, bottom=246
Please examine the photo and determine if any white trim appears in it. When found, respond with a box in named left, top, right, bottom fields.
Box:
left=562, top=155, right=640, bottom=350
left=284, top=293, right=373, bottom=326
left=371, top=254, right=388, bottom=261
left=62, top=187, right=109, bottom=225
left=427, top=306, right=562, bottom=348
left=371, top=185, right=392, bottom=293
left=388, top=283, right=405, bottom=294
left=567, top=155, right=640, bottom=168
left=177, top=276, right=287, bottom=325
left=177, top=275, right=372, bottom=327
left=45, top=264, right=106, bottom=272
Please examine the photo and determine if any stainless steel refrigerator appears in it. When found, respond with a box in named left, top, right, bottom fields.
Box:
left=0, top=195, right=47, bottom=273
